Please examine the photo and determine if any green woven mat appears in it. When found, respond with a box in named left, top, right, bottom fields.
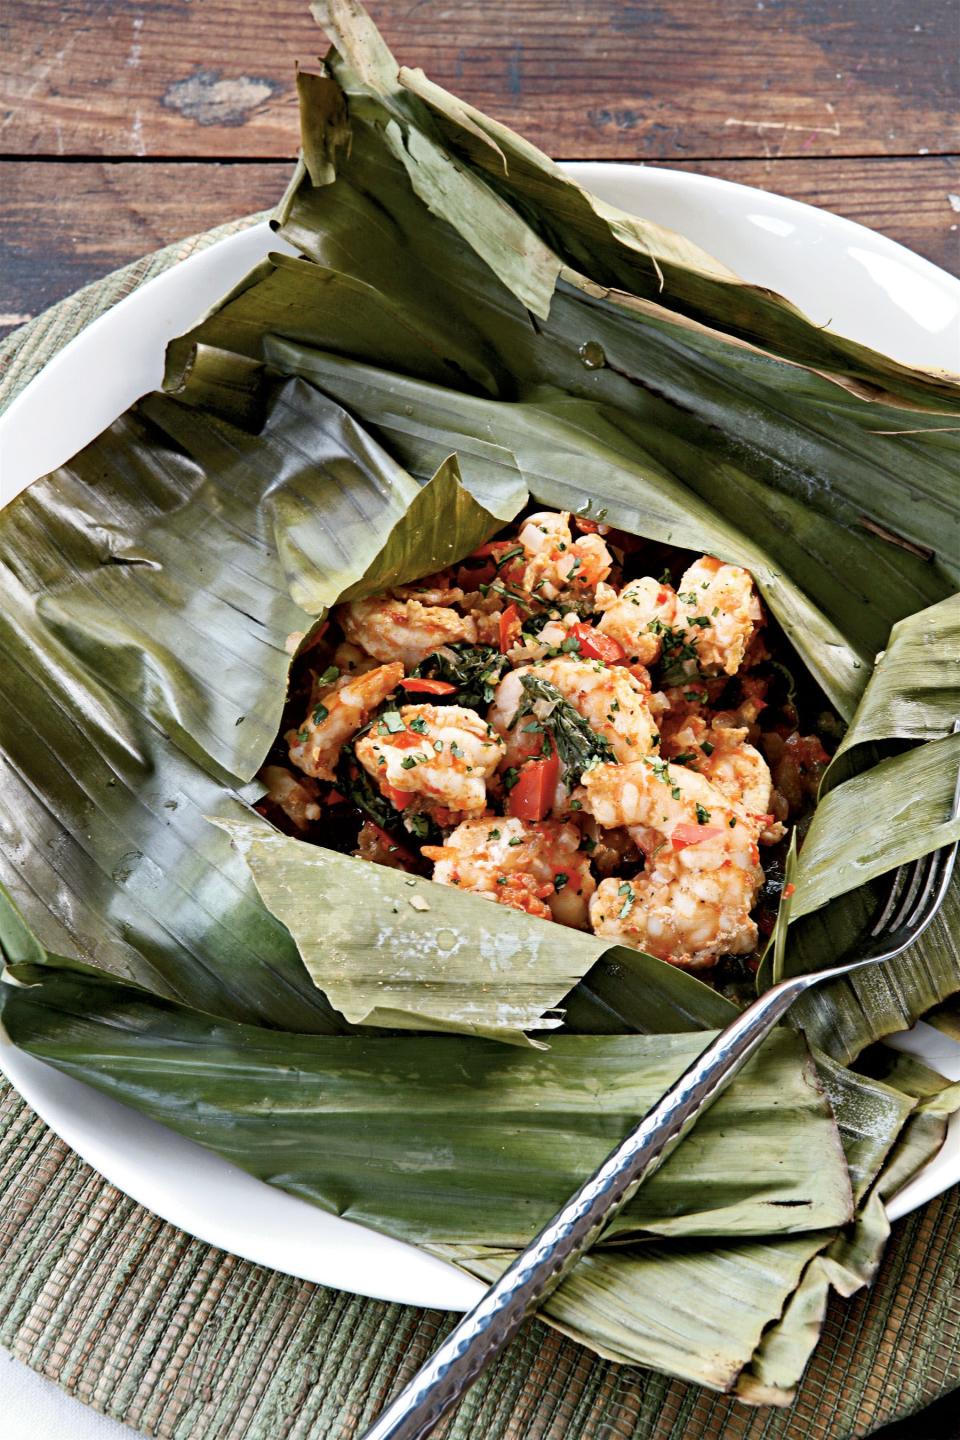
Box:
left=1, top=224, right=958, bottom=1440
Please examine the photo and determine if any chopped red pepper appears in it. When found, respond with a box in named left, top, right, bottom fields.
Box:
left=569, top=622, right=626, bottom=665
left=326, top=788, right=346, bottom=805
left=400, top=677, right=458, bottom=695
left=388, top=731, right=423, bottom=750
left=783, top=882, right=796, bottom=898
left=671, top=823, right=725, bottom=851
left=499, top=603, right=521, bottom=653
left=382, top=782, right=414, bottom=810
left=506, top=751, right=560, bottom=822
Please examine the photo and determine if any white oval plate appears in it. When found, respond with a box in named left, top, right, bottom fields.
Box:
left=1, top=167, right=959, bottom=1311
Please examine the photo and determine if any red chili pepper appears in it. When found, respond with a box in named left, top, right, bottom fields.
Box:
left=499, top=603, right=521, bottom=653
left=568, top=622, right=626, bottom=665
left=506, top=751, right=560, bottom=822
left=783, top=882, right=796, bottom=899
left=382, top=782, right=414, bottom=810
left=400, top=678, right=458, bottom=695
left=574, top=516, right=602, bottom=534
left=671, top=823, right=725, bottom=851
left=326, top=788, right=346, bottom=805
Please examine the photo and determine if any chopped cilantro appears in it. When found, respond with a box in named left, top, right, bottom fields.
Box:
left=700, top=740, right=715, bottom=756
left=554, top=873, right=569, bottom=892
left=316, top=664, right=340, bottom=687
left=382, top=710, right=405, bottom=733
left=311, top=704, right=329, bottom=725
left=695, top=803, right=712, bottom=824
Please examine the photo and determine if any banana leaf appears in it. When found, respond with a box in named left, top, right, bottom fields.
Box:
left=2, top=0, right=960, bottom=1399
left=1, top=969, right=854, bottom=1246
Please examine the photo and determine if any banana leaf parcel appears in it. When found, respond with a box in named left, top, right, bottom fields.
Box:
left=2, top=0, right=959, bottom=1404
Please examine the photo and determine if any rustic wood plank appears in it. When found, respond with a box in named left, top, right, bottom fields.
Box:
left=1, top=0, right=957, bottom=162
left=1, top=156, right=956, bottom=343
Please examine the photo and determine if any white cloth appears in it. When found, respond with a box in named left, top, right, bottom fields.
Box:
left=1, top=1349, right=144, bottom=1438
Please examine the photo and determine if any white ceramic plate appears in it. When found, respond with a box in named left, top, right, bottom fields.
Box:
left=1, top=167, right=959, bottom=1312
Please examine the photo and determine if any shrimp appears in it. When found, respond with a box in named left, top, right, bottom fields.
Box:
left=596, top=576, right=677, bottom=665
left=258, top=765, right=322, bottom=831
left=355, top=704, right=505, bottom=814
left=391, top=569, right=464, bottom=606
left=287, top=661, right=403, bottom=781
left=517, top=511, right=612, bottom=601
left=338, top=595, right=477, bottom=669
left=423, top=816, right=596, bottom=928
left=589, top=847, right=761, bottom=968
left=675, top=556, right=763, bottom=676
left=488, top=657, right=658, bottom=770
left=579, top=755, right=754, bottom=843
left=661, top=716, right=784, bottom=843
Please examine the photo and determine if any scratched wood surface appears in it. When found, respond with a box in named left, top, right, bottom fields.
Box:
left=1, top=0, right=958, bottom=340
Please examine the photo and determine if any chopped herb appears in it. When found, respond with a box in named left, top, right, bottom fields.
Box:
left=695, top=803, right=712, bottom=824
left=671, top=785, right=682, bottom=800
left=450, top=740, right=465, bottom=759
left=560, top=634, right=581, bottom=653
left=650, top=732, right=661, bottom=748
left=570, top=798, right=583, bottom=811
left=297, top=728, right=310, bottom=743
left=700, top=740, right=715, bottom=756
left=651, top=759, right=670, bottom=783
left=617, top=881, right=635, bottom=918
left=689, top=616, right=711, bottom=629
left=520, top=720, right=543, bottom=734
left=508, top=837, right=522, bottom=847
left=382, top=710, right=405, bottom=733
left=433, top=739, right=444, bottom=752
left=496, top=876, right=508, bottom=885
left=502, top=766, right=520, bottom=792
left=488, top=827, right=501, bottom=839
left=659, top=568, right=672, bottom=584
left=678, top=591, right=698, bottom=604
left=711, top=606, right=719, bottom=616
left=408, top=715, right=428, bottom=734
left=406, top=813, right=430, bottom=839
left=400, top=756, right=419, bottom=770
left=729, top=817, right=737, bottom=828
left=413, top=643, right=509, bottom=708
left=554, top=873, right=569, bottom=892
left=495, top=545, right=524, bottom=569
left=582, top=834, right=597, bottom=853
left=513, top=674, right=615, bottom=777
left=311, top=704, right=329, bottom=725
left=316, top=664, right=340, bottom=687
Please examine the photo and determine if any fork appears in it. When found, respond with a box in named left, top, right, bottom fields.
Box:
left=360, top=771, right=959, bottom=1440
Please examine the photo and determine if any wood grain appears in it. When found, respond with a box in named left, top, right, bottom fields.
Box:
left=2, top=0, right=958, bottom=161
left=2, top=156, right=956, bottom=342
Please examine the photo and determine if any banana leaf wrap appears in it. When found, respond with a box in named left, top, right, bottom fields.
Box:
left=2, top=0, right=959, bottom=1400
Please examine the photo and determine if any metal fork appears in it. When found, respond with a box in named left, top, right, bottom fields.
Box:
left=361, top=772, right=960, bottom=1440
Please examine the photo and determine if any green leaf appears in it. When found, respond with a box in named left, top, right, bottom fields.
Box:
left=1, top=969, right=853, bottom=1248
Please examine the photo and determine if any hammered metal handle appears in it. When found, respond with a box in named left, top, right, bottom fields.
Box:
left=359, top=973, right=809, bottom=1440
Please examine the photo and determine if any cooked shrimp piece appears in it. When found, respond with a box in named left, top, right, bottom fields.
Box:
left=287, top=661, right=403, bottom=781
left=355, top=704, right=505, bottom=814
left=675, top=556, right=763, bottom=676
left=662, top=716, right=784, bottom=843
left=338, top=595, right=477, bottom=669
left=423, top=816, right=596, bottom=928
left=488, top=657, right=657, bottom=771
left=332, top=640, right=379, bottom=676
left=258, top=765, right=322, bottom=831
left=579, top=754, right=755, bottom=840
left=518, top=511, right=612, bottom=601
left=596, top=577, right=678, bottom=665
left=589, top=846, right=761, bottom=968
left=391, top=569, right=464, bottom=606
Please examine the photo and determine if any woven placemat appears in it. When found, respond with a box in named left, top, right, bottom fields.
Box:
left=1, top=224, right=958, bottom=1440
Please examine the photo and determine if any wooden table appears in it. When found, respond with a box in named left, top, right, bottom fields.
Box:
left=1, top=0, right=958, bottom=344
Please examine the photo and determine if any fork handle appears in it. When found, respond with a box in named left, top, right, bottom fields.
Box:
left=360, top=973, right=811, bottom=1440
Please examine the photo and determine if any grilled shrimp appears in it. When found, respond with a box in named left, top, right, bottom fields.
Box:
left=489, top=656, right=658, bottom=769
left=675, top=556, right=763, bottom=676
left=424, top=816, right=596, bottom=927
left=517, top=511, right=612, bottom=601
left=355, top=704, right=505, bottom=814
left=596, top=577, right=677, bottom=665
left=662, top=716, right=784, bottom=842
left=287, top=661, right=403, bottom=781
left=589, top=847, right=761, bottom=968
left=338, top=595, right=477, bottom=668
left=258, top=765, right=322, bottom=831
